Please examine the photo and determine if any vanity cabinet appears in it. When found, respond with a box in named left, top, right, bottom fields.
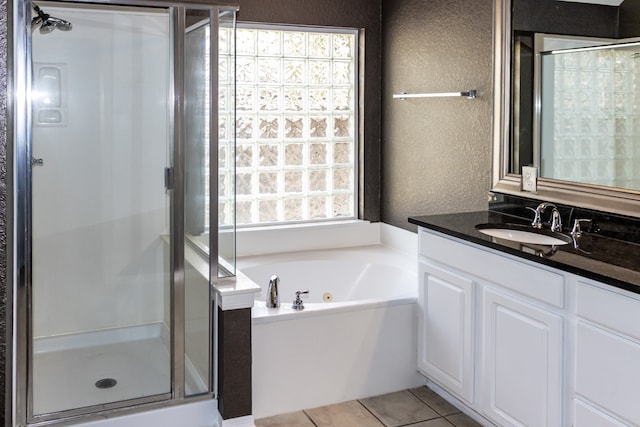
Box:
left=417, top=260, right=475, bottom=403
left=574, top=281, right=640, bottom=426
left=417, top=226, right=640, bottom=427
left=418, top=228, right=565, bottom=427
left=481, top=287, right=563, bottom=427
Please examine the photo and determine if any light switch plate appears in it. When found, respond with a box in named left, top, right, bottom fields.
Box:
left=522, top=166, right=538, bottom=192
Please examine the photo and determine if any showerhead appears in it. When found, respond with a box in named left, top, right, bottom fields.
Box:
left=32, top=5, right=72, bottom=34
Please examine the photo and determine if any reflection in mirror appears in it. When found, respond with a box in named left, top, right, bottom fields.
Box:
left=493, top=0, right=640, bottom=217
left=511, top=0, right=621, bottom=177
left=539, top=39, right=640, bottom=190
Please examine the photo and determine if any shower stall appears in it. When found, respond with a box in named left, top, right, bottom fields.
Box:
left=10, top=0, right=236, bottom=425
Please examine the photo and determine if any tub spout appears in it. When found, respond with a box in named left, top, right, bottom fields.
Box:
left=266, top=275, right=280, bottom=308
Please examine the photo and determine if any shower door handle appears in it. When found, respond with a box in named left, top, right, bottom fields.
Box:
left=31, top=157, right=44, bottom=166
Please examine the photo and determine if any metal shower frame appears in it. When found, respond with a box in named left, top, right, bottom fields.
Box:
left=7, top=0, right=238, bottom=425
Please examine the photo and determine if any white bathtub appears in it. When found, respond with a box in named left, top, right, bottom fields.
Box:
left=242, top=245, right=417, bottom=321
left=238, top=227, right=424, bottom=419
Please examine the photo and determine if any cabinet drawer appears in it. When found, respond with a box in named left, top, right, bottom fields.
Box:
left=576, top=281, right=640, bottom=341
left=419, top=229, right=564, bottom=308
left=576, top=321, right=640, bottom=425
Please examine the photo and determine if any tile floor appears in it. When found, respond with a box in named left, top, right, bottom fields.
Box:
left=255, top=387, right=483, bottom=427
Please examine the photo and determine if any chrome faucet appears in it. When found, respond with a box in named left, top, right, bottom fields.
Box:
left=266, top=275, right=280, bottom=308
left=527, top=202, right=563, bottom=232
left=292, top=290, right=309, bottom=311
left=570, top=218, right=593, bottom=238
left=570, top=218, right=594, bottom=253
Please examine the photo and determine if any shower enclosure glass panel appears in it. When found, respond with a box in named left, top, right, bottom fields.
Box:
left=218, top=11, right=236, bottom=278
left=30, top=2, right=172, bottom=416
left=183, top=8, right=236, bottom=396
left=15, top=0, right=237, bottom=423
left=184, top=10, right=211, bottom=396
left=184, top=10, right=236, bottom=281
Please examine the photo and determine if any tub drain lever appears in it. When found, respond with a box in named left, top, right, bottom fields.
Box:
left=292, top=290, right=309, bottom=311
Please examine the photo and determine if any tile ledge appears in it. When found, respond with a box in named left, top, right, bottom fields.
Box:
left=212, top=270, right=260, bottom=311
left=217, top=414, right=256, bottom=427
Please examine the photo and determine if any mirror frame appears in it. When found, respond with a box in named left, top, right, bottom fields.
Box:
left=492, top=0, right=640, bottom=217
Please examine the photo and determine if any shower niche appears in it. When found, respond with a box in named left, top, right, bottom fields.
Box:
left=12, top=0, right=236, bottom=425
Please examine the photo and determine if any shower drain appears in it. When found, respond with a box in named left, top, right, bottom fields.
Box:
left=95, top=378, right=117, bottom=389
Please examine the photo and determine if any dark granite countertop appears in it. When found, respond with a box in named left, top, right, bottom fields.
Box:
left=409, top=210, right=640, bottom=295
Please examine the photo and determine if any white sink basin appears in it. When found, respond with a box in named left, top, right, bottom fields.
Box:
left=475, top=223, right=572, bottom=246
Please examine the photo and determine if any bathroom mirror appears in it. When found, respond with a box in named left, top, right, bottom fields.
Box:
left=492, top=0, right=640, bottom=217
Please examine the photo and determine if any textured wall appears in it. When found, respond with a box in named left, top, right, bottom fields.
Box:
left=513, top=0, right=618, bottom=38
left=1, top=0, right=7, bottom=419
left=237, top=0, right=383, bottom=222
left=381, top=0, right=494, bottom=231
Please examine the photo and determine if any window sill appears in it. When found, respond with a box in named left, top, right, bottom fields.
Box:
left=236, top=219, right=379, bottom=257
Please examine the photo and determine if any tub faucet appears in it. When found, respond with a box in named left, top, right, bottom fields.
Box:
left=266, top=275, right=280, bottom=308
left=292, top=290, right=309, bottom=311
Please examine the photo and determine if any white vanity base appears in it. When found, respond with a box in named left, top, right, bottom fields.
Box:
left=417, top=227, right=640, bottom=427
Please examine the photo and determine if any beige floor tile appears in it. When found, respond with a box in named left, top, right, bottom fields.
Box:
left=305, top=400, right=385, bottom=427
left=446, top=412, right=483, bottom=427
left=409, top=386, right=461, bottom=416
left=359, top=390, right=440, bottom=427
left=407, top=418, right=455, bottom=427
left=255, top=411, right=316, bottom=427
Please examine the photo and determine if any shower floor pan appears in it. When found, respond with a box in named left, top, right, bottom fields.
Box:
left=32, top=323, right=173, bottom=415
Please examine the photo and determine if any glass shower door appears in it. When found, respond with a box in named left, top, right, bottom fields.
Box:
left=182, top=7, right=237, bottom=398
left=29, top=2, right=172, bottom=416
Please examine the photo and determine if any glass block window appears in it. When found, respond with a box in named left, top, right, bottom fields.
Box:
left=220, top=25, right=358, bottom=226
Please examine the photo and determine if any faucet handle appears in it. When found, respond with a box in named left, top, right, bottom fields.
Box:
left=526, top=206, right=543, bottom=229
left=571, top=218, right=592, bottom=238
left=292, top=290, right=309, bottom=311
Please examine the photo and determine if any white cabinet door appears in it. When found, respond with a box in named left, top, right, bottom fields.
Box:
left=575, top=399, right=631, bottom=427
left=482, top=287, right=563, bottom=427
left=418, top=260, right=474, bottom=403
left=575, top=321, right=640, bottom=426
